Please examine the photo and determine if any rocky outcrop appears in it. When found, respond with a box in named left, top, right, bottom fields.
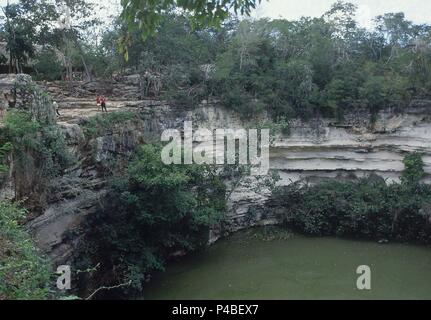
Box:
left=25, top=117, right=148, bottom=265
left=272, top=111, right=431, bottom=186
left=0, top=73, right=56, bottom=124
left=2, top=75, right=431, bottom=265
left=183, top=105, right=431, bottom=236
left=24, top=103, right=431, bottom=262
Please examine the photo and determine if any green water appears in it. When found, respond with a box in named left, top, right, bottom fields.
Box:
left=143, top=229, right=431, bottom=300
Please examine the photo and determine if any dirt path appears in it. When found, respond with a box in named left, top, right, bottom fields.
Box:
left=55, top=98, right=148, bottom=125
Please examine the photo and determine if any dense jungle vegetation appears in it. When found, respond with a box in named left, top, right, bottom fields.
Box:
left=77, top=144, right=228, bottom=296
left=274, top=153, right=431, bottom=243
left=1, top=0, right=431, bottom=299
left=76, top=149, right=431, bottom=297
left=3, top=1, right=431, bottom=120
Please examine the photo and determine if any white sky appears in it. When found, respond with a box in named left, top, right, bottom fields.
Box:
left=252, top=0, right=431, bottom=29
left=1, top=0, right=431, bottom=30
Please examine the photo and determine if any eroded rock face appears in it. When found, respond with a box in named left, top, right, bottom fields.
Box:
left=25, top=120, right=147, bottom=265
left=272, top=112, right=431, bottom=186
left=189, top=105, right=431, bottom=237
left=4, top=76, right=431, bottom=264
left=24, top=103, right=431, bottom=262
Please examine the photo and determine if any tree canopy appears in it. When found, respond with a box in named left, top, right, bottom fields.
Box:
left=120, top=0, right=262, bottom=38
left=2, top=1, right=431, bottom=120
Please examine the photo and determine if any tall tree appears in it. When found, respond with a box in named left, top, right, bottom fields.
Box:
left=0, top=0, right=57, bottom=73
left=53, top=0, right=101, bottom=81
left=119, top=0, right=263, bottom=59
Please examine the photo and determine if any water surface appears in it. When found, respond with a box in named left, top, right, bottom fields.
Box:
left=143, top=229, right=431, bottom=300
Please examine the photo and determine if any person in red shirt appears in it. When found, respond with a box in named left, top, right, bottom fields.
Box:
left=96, top=95, right=101, bottom=110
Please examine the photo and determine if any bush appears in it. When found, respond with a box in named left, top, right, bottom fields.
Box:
left=401, top=152, right=425, bottom=185
left=2, top=110, right=73, bottom=178
left=79, top=144, right=226, bottom=295
left=0, top=201, right=51, bottom=299
left=273, top=155, right=431, bottom=243
left=220, top=85, right=263, bottom=118
left=32, top=48, right=62, bottom=81
left=82, top=111, right=137, bottom=138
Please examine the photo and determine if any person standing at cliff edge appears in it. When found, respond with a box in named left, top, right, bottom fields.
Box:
left=96, top=95, right=101, bottom=111
left=100, top=95, right=107, bottom=113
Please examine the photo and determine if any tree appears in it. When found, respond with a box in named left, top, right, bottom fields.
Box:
left=0, top=0, right=102, bottom=78
left=0, top=0, right=57, bottom=73
left=213, top=19, right=276, bottom=117
left=32, top=48, right=63, bottom=80
left=359, top=75, right=387, bottom=113
left=119, top=0, right=262, bottom=59
left=375, top=13, right=413, bottom=47
left=324, top=0, right=357, bottom=38
left=53, top=0, right=101, bottom=81
left=401, top=153, right=425, bottom=185
left=326, top=66, right=363, bottom=119
left=323, top=1, right=358, bottom=62
left=121, top=0, right=262, bottom=38
left=81, top=144, right=226, bottom=293
left=0, top=200, right=51, bottom=299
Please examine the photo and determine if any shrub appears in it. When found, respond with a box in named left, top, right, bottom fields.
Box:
left=82, top=111, right=137, bottom=138
left=0, top=201, right=51, bottom=299
left=273, top=155, right=431, bottom=243
left=32, top=48, right=62, bottom=81
left=79, top=144, right=226, bottom=295
left=2, top=110, right=74, bottom=178
left=401, top=152, right=425, bottom=185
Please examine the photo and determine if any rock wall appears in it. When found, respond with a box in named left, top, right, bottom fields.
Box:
left=25, top=119, right=146, bottom=265
left=223, top=106, right=431, bottom=235
left=24, top=103, right=431, bottom=263
left=2, top=75, right=431, bottom=265
left=273, top=110, right=431, bottom=185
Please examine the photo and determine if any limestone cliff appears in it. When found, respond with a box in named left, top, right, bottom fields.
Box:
left=29, top=104, right=431, bottom=263
left=1, top=75, right=431, bottom=266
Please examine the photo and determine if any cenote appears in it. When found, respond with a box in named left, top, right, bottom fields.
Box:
left=143, top=228, right=431, bottom=300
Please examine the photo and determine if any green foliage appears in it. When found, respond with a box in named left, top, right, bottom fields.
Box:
left=280, top=178, right=431, bottom=242
left=81, top=144, right=226, bottom=294
left=113, top=3, right=431, bottom=120
left=32, top=48, right=62, bottom=81
left=12, top=1, right=431, bottom=120
left=120, top=0, right=261, bottom=43
left=5, top=1, right=431, bottom=120
left=359, top=76, right=388, bottom=113
left=401, top=152, right=425, bottom=185
left=273, top=154, right=431, bottom=243
left=2, top=110, right=73, bottom=178
left=219, top=85, right=265, bottom=118
left=0, top=200, right=51, bottom=299
left=0, top=142, right=12, bottom=173
left=0, top=0, right=58, bottom=73
left=82, top=111, right=137, bottom=138
left=3, top=111, right=41, bottom=148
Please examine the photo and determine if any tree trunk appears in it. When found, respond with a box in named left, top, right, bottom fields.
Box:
left=80, top=55, right=92, bottom=81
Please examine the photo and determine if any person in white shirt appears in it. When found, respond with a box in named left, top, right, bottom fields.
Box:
left=53, top=101, right=60, bottom=116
